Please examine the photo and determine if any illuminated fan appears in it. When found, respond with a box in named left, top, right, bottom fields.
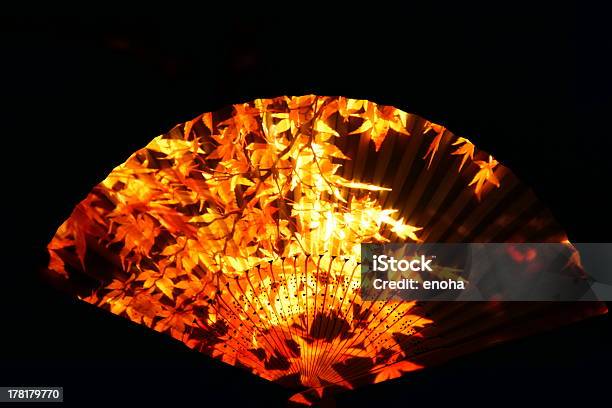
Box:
left=46, top=95, right=606, bottom=406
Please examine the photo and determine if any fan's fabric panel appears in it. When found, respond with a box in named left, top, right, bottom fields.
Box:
left=45, top=95, right=607, bottom=405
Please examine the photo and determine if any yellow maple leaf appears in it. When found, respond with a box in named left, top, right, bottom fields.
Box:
left=156, top=277, right=175, bottom=300
left=314, top=119, right=339, bottom=136
left=389, top=219, right=422, bottom=241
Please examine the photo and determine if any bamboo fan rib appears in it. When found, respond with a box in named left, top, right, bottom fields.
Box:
left=45, top=95, right=606, bottom=406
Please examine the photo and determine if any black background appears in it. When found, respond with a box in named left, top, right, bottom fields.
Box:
left=1, top=9, right=611, bottom=407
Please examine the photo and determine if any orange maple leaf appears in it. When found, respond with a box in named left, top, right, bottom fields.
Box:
left=422, top=123, right=445, bottom=168
left=451, top=137, right=475, bottom=171
left=469, top=155, right=500, bottom=199
left=373, top=360, right=423, bottom=383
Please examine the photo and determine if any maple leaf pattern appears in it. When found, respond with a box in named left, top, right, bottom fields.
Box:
left=46, top=95, right=512, bottom=404
left=422, top=122, right=446, bottom=168
left=469, top=155, right=501, bottom=200
left=373, top=360, right=423, bottom=383
left=452, top=137, right=476, bottom=171
left=348, top=100, right=409, bottom=151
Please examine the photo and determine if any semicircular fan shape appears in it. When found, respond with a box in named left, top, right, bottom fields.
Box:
left=46, top=95, right=606, bottom=406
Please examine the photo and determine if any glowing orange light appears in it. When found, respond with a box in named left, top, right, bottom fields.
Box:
left=46, top=95, right=606, bottom=405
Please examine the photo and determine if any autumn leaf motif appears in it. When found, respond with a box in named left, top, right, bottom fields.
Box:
left=231, top=103, right=261, bottom=135
left=390, top=220, right=423, bottom=242
left=314, top=119, right=339, bottom=136
left=113, top=213, right=160, bottom=266
left=183, top=116, right=197, bottom=140
left=46, top=95, right=557, bottom=402
left=202, top=112, right=213, bottom=132
left=373, top=360, right=423, bottom=383
left=336, top=97, right=364, bottom=121
left=155, top=277, right=175, bottom=299
left=451, top=137, right=476, bottom=171
left=348, top=102, right=409, bottom=151
left=469, top=155, right=501, bottom=199
left=422, top=122, right=446, bottom=168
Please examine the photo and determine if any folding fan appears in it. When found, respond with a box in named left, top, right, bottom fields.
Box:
left=46, top=95, right=607, bottom=406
